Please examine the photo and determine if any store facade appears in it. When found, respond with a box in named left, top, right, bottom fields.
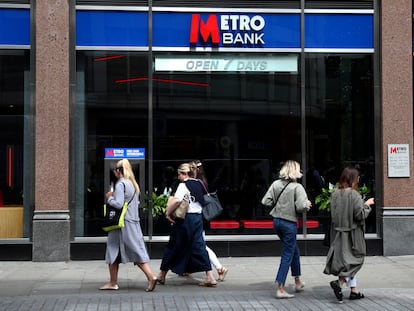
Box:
left=1, top=0, right=413, bottom=261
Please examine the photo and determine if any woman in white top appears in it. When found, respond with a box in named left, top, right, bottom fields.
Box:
left=157, top=163, right=216, bottom=287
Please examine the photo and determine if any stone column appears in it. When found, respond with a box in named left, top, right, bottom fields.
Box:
left=381, top=0, right=414, bottom=255
left=32, top=0, right=71, bottom=261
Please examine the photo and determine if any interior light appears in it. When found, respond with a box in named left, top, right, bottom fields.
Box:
left=7, top=145, right=13, bottom=188
left=93, top=55, right=124, bottom=62
left=115, top=77, right=209, bottom=87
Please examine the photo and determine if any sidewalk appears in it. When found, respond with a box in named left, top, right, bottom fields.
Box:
left=1, top=256, right=413, bottom=310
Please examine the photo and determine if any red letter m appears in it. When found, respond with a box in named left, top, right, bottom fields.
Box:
left=189, top=14, right=220, bottom=44
left=390, top=147, right=397, bottom=154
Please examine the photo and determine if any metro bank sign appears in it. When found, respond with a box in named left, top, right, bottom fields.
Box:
left=189, top=14, right=266, bottom=46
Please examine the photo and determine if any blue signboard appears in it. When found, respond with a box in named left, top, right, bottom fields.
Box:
left=104, top=148, right=146, bottom=159
left=0, top=8, right=30, bottom=46
left=76, top=10, right=373, bottom=50
left=152, top=12, right=300, bottom=49
left=305, top=14, right=373, bottom=49
left=76, top=10, right=148, bottom=47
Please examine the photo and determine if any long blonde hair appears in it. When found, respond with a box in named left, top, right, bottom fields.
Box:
left=116, top=159, right=140, bottom=194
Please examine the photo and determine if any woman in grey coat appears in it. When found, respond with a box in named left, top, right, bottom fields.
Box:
left=100, top=159, right=157, bottom=292
left=323, top=166, right=374, bottom=303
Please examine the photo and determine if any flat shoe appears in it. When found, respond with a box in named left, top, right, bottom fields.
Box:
left=99, top=283, right=119, bottom=290
left=217, top=267, right=228, bottom=282
left=145, top=278, right=157, bottom=292
left=276, top=290, right=294, bottom=299
left=349, top=292, right=365, bottom=300
left=295, top=281, right=305, bottom=292
left=330, top=280, right=343, bottom=303
left=199, top=280, right=217, bottom=287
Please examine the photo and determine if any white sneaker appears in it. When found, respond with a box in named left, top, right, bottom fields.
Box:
left=276, top=290, right=295, bottom=299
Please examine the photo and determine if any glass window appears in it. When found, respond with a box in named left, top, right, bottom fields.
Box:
left=76, top=51, right=376, bottom=237
left=305, top=54, right=375, bottom=233
left=152, top=53, right=301, bottom=235
left=76, top=51, right=149, bottom=236
left=0, top=50, right=30, bottom=239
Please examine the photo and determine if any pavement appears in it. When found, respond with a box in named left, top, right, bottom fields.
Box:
left=0, top=255, right=413, bottom=311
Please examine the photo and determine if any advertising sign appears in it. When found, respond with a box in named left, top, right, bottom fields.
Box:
left=104, top=148, right=145, bottom=159
left=155, top=55, right=297, bottom=72
left=75, top=10, right=373, bottom=51
left=152, top=12, right=300, bottom=50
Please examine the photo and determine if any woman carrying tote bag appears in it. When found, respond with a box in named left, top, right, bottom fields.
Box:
left=158, top=163, right=217, bottom=287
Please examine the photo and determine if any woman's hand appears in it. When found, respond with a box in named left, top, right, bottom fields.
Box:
left=105, top=191, right=113, bottom=200
left=365, top=197, right=375, bottom=206
left=165, top=213, right=176, bottom=224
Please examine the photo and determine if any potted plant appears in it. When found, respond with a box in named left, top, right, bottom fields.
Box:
left=142, top=189, right=173, bottom=234
left=143, top=189, right=171, bottom=218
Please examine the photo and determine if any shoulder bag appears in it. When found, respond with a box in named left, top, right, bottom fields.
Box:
left=102, top=183, right=136, bottom=232
left=199, top=180, right=223, bottom=221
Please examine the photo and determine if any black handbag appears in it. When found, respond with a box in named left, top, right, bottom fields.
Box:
left=102, top=183, right=135, bottom=232
left=200, top=181, right=223, bottom=221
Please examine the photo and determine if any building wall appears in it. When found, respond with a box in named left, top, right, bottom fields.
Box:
left=381, top=0, right=414, bottom=256
left=32, top=0, right=71, bottom=261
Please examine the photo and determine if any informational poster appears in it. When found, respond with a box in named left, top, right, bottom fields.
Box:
left=388, top=144, right=410, bottom=177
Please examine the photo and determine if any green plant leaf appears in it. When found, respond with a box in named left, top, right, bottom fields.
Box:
left=315, top=183, right=372, bottom=212
left=143, top=190, right=171, bottom=217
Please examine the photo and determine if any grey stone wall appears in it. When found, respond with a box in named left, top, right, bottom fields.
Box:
left=383, top=208, right=414, bottom=256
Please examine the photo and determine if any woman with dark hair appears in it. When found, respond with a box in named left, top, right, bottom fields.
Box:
left=261, top=160, right=312, bottom=299
left=192, top=160, right=228, bottom=282
left=324, top=166, right=375, bottom=303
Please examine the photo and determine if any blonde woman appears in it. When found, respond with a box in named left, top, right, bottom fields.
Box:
left=261, top=160, right=311, bottom=299
left=100, top=159, right=157, bottom=292
left=157, top=163, right=217, bottom=287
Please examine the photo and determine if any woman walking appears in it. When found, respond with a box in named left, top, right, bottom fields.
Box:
left=324, top=166, right=374, bottom=303
left=157, top=163, right=217, bottom=287
left=261, top=160, right=311, bottom=299
left=100, top=159, right=157, bottom=292
left=192, top=159, right=228, bottom=282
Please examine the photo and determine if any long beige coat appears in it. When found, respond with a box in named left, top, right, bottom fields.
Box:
left=323, top=188, right=371, bottom=278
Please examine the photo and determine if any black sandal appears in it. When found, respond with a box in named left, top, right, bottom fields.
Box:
left=349, top=292, right=365, bottom=300
left=330, top=280, right=343, bottom=303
